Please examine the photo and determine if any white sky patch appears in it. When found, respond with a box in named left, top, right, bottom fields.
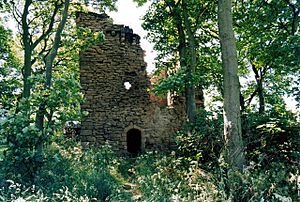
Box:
left=284, top=95, right=298, bottom=112
left=108, top=0, right=156, bottom=73
left=124, top=81, right=132, bottom=90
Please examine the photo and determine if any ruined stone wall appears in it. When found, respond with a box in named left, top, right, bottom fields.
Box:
left=76, top=12, right=185, bottom=153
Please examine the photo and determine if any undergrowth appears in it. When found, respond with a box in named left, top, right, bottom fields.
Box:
left=0, top=140, right=132, bottom=202
left=0, top=110, right=299, bottom=201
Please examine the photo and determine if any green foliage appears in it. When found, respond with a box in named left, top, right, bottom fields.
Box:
left=243, top=109, right=299, bottom=167
left=36, top=141, right=120, bottom=201
left=132, top=152, right=226, bottom=201
left=133, top=0, right=148, bottom=7
left=84, top=0, right=118, bottom=12
left=0, top=23, right=11, bottom=61
left=0, top=180, right=49, bottom=201
left=0, top=78, right=83, bottom=181
left=236, top=162, right=298, bottom=201
left=143, top=0, right=222, bottom=95
left=0, top=1, right=299, bottom=201
left=235, top=109, right=300, bottom=201
left=0, top=0, right=110, bottom=182
left=176, top=110, right=223, bottom=165
left=152, top=67, right=187, bottom=96
left=76, top=26, right=105, bottom=51
left=0, top=112, right=298, bottom=201
left=0, top=107, right=44, bottom=182
left=235, top=0, right=300, bottom=111
left=127, top=144, right=298, bottom=201
left=128, top=108, right=298, bottom=201
left=0, top=22, right=21, bottom=115
left=0, top=140, right=131, bottom=201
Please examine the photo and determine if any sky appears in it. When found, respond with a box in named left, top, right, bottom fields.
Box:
left=108, top=0, right=156, bottom=73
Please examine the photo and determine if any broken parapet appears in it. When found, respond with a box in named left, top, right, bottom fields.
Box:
left=76, top=12, right=140, bottom=45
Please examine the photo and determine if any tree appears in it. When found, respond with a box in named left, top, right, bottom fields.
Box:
left=142, top=0, right=218, bottom=122
left=218, top=0, right=244, bottom=170
left=235, top=0, right=300, bottom=113
left=0, top=21, right=20, bottom=117
left=34, top=0, right=70, bottom=159
left=182, top=0, right=197, bottom=122
left=164, top=0, right=197, bottom=122
left=0, top=0, right=117, bottom=181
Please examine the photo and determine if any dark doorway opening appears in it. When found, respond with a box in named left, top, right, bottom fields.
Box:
left=127, top=129, right=141, bottom=154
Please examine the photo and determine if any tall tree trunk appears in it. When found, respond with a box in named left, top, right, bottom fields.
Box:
left=175, top=19, right=189, bottom=120
left=218, top=0, right=245, bottom=170
left=167, top=0, right=197, bottom=122
left=182, top=0, right=197, bottom=122
left=35, top=0, right=70, bottom=160
left=167, top=0, right=188, bottom=121
left=21, top=0, right=32, bottom=99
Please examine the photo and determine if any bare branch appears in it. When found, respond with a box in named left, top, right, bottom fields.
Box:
left=251, top=62, right=260, bottom=81
left=45, top=0, right=70, bottom=87
left=245, top=88, right=258, bottom=106
left=31, top=0, right=60, bottom=50
left=195, top=6, right=209, bottom=32
left=11, top=3, right=22, bottom=25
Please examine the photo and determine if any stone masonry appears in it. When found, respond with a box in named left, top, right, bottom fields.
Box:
left=76, top=12, right=185, bottom=154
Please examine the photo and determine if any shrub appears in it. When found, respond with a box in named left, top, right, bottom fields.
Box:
left=132, top=152, right=227, bottom=201
left=175, top=110, right=223, bottom=166
left=35, top=140, right=130, bottom=201
left=0, top=110, right=45, bottom=183
left=239, top=162, right=298, bottom=201
left=0, top=140, right=131, bottom=201
left=239, top=111, right=300, bottom=201
left=129, top=108, right=299, bottom=201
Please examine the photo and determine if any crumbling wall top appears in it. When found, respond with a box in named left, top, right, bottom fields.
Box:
left=76, top=11, right=141, bottom=45
left=76, top=11, right=110, bottom=20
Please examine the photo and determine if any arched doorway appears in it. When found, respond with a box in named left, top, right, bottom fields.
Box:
left=127, top=128, right=141, bottom=154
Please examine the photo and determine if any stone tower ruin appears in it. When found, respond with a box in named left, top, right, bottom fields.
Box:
left=76, top=12, right=184, bottom=154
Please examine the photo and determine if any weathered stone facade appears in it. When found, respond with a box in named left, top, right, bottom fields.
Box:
left=76, top=12, right=185, bottom=154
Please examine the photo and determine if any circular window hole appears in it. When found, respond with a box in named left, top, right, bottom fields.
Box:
left=124, top=82, right=132, bottom=90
